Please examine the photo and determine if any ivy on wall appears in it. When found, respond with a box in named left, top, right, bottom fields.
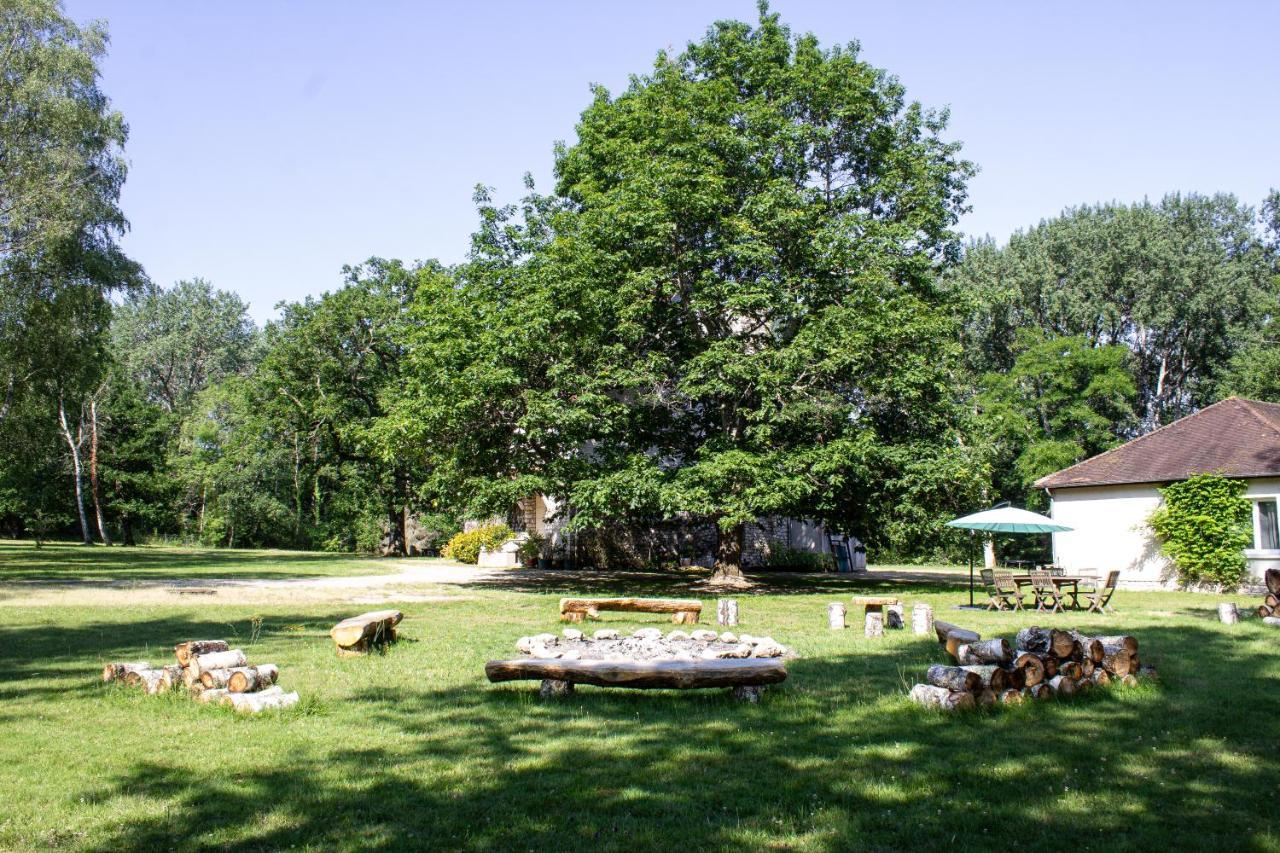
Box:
left=1148, top=473, right=1252, bottom=589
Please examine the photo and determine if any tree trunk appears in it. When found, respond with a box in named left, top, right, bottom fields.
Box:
left=711, top=522, right=747, bottom=583
left=385, top=504, right=406, bottom=557
left=121, top=517, right=136, bottom=546
left=57, top=397, right=92, bottom=545
left=228, top=664, right=279, bottom=693
left=982, top=536, right=996, bottom=569
left=88, top=398, right=111, bottom=546
left=716, top=599, right=739, bottom=626
left=484, top=657, right=787, bottom=690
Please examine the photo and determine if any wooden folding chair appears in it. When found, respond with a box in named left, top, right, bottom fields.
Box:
left=993, top=569, right=1025, bottom=611
left=1029, top=570, right=1063, bottom=613
left=980, top=569, right=1005, bottom=611
left=1079, top=570, right=1120, bottom=614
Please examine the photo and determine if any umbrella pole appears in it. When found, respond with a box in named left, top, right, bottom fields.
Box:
left=968, top=531, right=974, bottom=607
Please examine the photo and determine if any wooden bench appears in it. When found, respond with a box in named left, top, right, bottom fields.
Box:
left=330, top=609, right=403, bottom=656
left=850, top=596, right=901, bottom=615
left=485, top=657, right=786, bottom=701
left=559, top=597, right=702, bottom=625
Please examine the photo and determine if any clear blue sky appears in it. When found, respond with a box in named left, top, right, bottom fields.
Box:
left=66, top=1, right=1280, bottom=324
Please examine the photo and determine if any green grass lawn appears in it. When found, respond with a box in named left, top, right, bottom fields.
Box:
left=0, top=540, right=390, bottom=582
left=0, top=548, right=1277, bottom=850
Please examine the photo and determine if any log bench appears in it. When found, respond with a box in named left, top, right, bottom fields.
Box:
left=559, top=597, right=702, bottom=625
left=485, top=657, right=786, bottom=701
left=330, top=609, right=403, bottom=656
left=851, top=596, right=901, bottom=615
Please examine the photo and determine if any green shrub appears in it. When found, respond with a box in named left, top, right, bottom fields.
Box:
left=762, top=544, right=833, bottom=573
left=1148, top=473, right=1252, bottom=589
left=443, top=524, right=514, bottom=564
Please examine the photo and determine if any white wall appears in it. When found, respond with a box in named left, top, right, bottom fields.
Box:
left=1048, top=478, right=1280, bottom=589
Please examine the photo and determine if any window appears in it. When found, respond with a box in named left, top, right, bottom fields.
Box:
left=1258, top=500, right=1279, bottom=550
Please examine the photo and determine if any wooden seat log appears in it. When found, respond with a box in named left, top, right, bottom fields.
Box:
left=485, top=657, right=785, bottom=699
left=559, top=597, right=702, bottom=625
left=851, top=596, right=901, bottom=616
left=330, top=610, right=403, bottom=655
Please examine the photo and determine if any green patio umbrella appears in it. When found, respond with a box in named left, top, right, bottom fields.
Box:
left=947, top=505, right=1073, bottom=607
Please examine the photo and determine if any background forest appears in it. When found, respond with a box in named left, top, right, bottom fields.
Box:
left=3, top=2, right=1278, bottom=563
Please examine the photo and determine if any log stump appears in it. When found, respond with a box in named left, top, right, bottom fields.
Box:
left=886, top=603, right=905, bottom=629
left=911, top=604, right=934, bottom=636
left=330, top=610, right=403, bottom=656
left=827, top=602, right=847, bottom=630
left=717, top=599, right=739, bottom=627
left=865, top=612, right=884, bottom=638
left=1218, top=602, right=1240, bottom=625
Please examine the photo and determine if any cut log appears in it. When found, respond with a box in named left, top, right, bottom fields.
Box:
left=1218, top=602, right=1240, bottom=625
left=1100, top=647, right=1135, bottom=677
left=1120, top=673, right=1139, bottom=687
left=975, top=688, right=997, bottom=707
left=173, top=640, right=229, bottom=666
left=1003, top=666, right=1027, bottom=690
left=1081, top=659, right=1095, bottom=678
left=1013, top=652, right=1046, bottom=686
left=1047, top=674, right=1077, bottom=697
left=827, top=602, right=846, bottom=630
left=1091, top=668, right=1112, bottom=686
left=1265, top=616, right=1280, bottom=627
left=199, top=668, right=232, bottom=689
left=1259, top=605, right=1274, bottom=619
left=955, top=638, right=1012, bottom=666
left=1014, top=627, right=1076, bottom=658
left=926, top=664, right=981, bottom=693
left=182, top=666, right=201, bottom=688
left=865, top=612, right=884, bottom=638
left=228, top=664, right=279, bottom=694
left=1022, top=683, right=1052, bottom=700
left=1264, top=593, right=1279, bottom=609
left=1042, top=655, right=1059, bottom=679
left=189, top=649, right=247, bottom=677
left=999, top=688, right=1024, bottom=704
left=1094, top=635, right=1138, bottom=655
left=485, top=658, right=787, bottom=690
left=228, top=689, right=299, bottom=714
left=159, top=665, right=186, bottom=691
left=960, top=665, right=1010, bottom=692
left=911, top=603, right=934, bottom=636
left=124, top=667, right=175, bottom=695
left=1067, top=631, right=1105, bottom=663
left=908, top=683, right=975, bottom=711
left=934, top=620, right=981, bottom=660
left=1061, top=640, right=1082, bottom=662
left=101, top=662, right=150, bottom=684
left=716, top=599, right=738, bottom=626
left=886, top=603, right=905, bottom=629
left=330, top=610, right=404, bottom=652
left=1266, top=568, right=1280, bottom=595
left=1057, top=661, right=1083, bottom=680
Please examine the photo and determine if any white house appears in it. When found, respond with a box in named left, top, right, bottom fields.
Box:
left=1036, top=397, right=1280, bottom=590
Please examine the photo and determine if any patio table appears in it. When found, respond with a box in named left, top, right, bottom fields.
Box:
left=1011, top=574, right=1095, bottom=610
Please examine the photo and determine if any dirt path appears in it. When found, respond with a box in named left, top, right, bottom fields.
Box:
left=0, top=560, right=503, bottom=608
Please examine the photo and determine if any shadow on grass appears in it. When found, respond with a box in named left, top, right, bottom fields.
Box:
left=50, top=621, right=1280, bottom=851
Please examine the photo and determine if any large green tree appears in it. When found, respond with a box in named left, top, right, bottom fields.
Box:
left=392, top=8, right=982, bottom=572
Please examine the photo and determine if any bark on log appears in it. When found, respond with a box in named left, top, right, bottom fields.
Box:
left=196, top=687, right=229, bottom=704
left=999, top=688, right=1024, bottom=704
left=1014, top=627, right=1075, bottom=658
left=865, top=612, right=884, bottom=638
left=228, top=664, right=279, bottom=694
left=1218, top=602, right=1240, bottom=625
left=960, top=665, right=1010, bottom=692
left=228, top=689, right=299, bottom=714
left=933, top=619, right=979, bottom=647
left=330, top=610, right=404, bottom=650
left=485, top=658, right=787, bottom=689
left=159, top=665, right=186, bottom=691
left=1264, top=593, right=1279, bottom=609
left=1094, top=635, right=1138, bottom=655
left=174, top=640, right=229, bottom=666
left=124, top=667, right=175, bottom=694
left=1042, top=656, right=1059, bottom=679
left=1081, top=659, right=1095, bottom=678
left=1047, top=674, right=1077, bottom=697
left=1259, top=605, right=1274, bottom=619
left=1003, top=666, right=1027, bottom=690
left=1068, top=631, right=1105, bottom=663
left=955, top=638, right=1012, bottom=666
left=200, top=668, right=232, bottom=689
left=102, top=662, right=150, bottom=683
left=975, top=688, right=997, bottom=707
left=925, top=664, right=981, bottom=693
left=908, top=683, right=975, bottom=711
left=1057, top=661, right=1083, bottom=680
left=1091, top=668, right=1112, bottom=686
left=189, top=649, right=247, bottom=677
left=827, top=603, right=846, bottom=630
left=911, top=604, right=934, bottom=636
left=716, top=599, right=739, bottom=626
left=1265, top=616, right=1280, bottom=627
left=1266, top=568, right=1280, bottom=595
left=1013, top=652, right=1046, bottom=686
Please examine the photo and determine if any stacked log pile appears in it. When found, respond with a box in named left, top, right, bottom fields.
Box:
left=101, top=639, right=298, bottom=713
left=1255, top=570, right=1280, bottom=626
left=908, top=620, right=1155, bottom=711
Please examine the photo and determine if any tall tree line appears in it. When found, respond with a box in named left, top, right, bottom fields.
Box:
left=3, top=3, right=1278, bottom=565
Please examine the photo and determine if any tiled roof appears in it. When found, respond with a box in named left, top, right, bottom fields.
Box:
left=1035, top=397, right=1280, bottom=489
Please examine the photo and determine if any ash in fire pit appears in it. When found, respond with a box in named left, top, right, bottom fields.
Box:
left=514, top=628, right=792, bottom=662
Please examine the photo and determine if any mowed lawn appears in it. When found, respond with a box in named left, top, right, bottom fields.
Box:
left=1, top=549, right=1278, bottom=850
